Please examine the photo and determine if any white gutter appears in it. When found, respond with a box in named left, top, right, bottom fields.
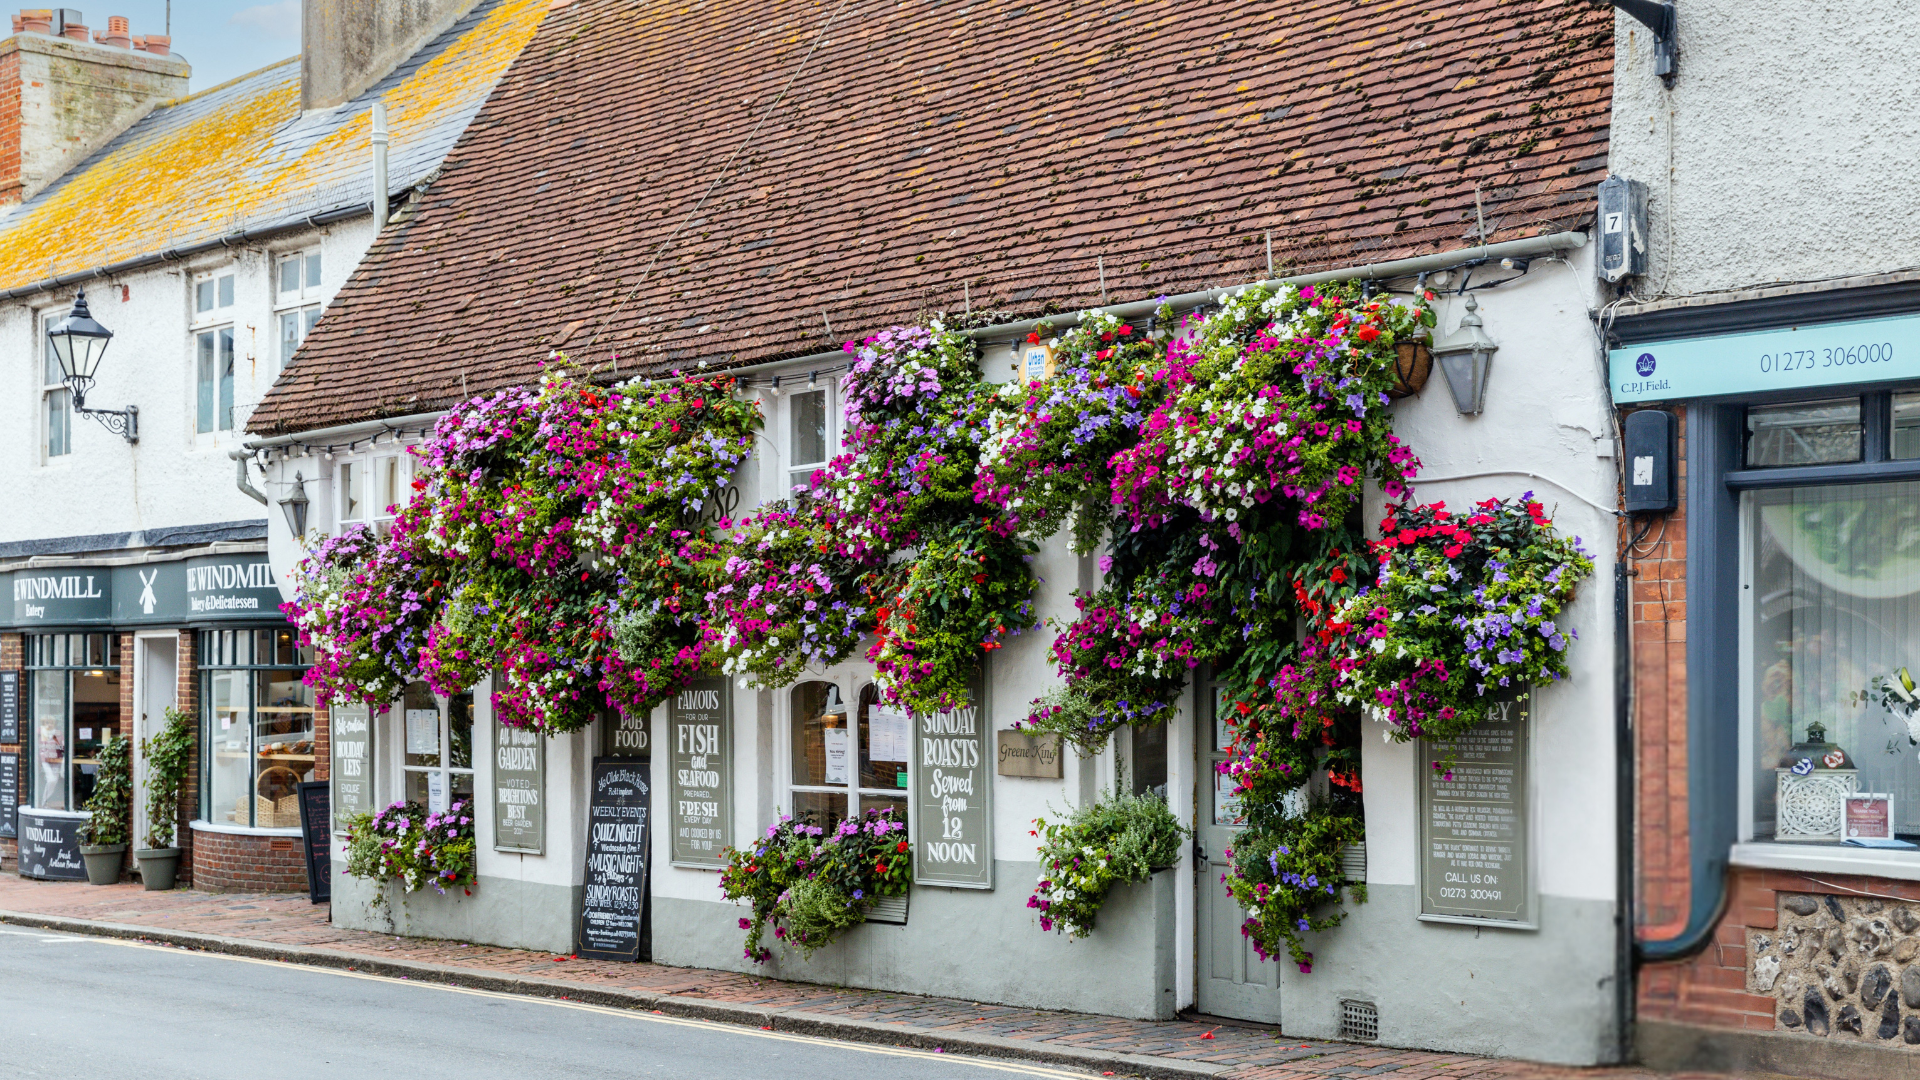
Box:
left=244, top=410, right=446, bottom=451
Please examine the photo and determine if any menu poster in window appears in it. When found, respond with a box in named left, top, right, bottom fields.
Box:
left=405, top=708, right=439, bottom=755
left=870, top=707, right=910, bottom=764
left=330, top=703, right=372, bottom=831
left=577, top=759, right=650, bottom=961
left=0, top=670, right=17, bottom=743
left=823, top=726, right=850, bottom=784
left=493, top=717, right=545, bottom=854
left=0, top=752, right=16, bottom=839
left=1418, top=689, right=1533, bottom=927
left=669, top=678, right=730, bottom=868
left=912, top=671, right=992, bottom=889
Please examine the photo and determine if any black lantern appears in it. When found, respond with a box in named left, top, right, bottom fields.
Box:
left=279, top=471, right=311, bottom=543
left=46, top=290, right=137, bottom=442
left=1432, top=294, right=1498, bottom=416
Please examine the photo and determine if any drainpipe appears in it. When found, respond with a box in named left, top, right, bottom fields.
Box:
left=371, top=102, right=390, bottom=230
left=230, top=449, right=267, bottom=506
left=1614, top=558, right=1635, bottom=1063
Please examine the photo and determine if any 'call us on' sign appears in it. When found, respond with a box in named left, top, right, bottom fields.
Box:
left=1417, top=689, right=1534, bottom=929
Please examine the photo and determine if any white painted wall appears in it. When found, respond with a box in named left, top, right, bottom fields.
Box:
left=1608, top=4, right=1920, bottom=298
left=0, top=214, right=377, bottom=546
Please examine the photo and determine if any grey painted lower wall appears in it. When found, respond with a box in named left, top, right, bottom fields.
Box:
left=654, top=860, right=1178, bottom=1020
left=330, top=864, right=580, bottom=955
left=1279, top=885, right=1617, bottom=1065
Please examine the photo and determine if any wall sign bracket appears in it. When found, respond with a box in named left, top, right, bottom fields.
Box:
left=76, top=402, right=138, bottom=443
left=1601, top=0, right=1676, bottom=87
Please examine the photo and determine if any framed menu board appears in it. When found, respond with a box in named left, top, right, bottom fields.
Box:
left=1417, top=688, right=1535, bottom=928
left=330, top=703, right=373, bottom=832
left=0, top=671, right=17, bottom=743
left=577, top=758, right=650, bottom=961
left=0, top=752, right=16, bottom=839
left=493, top=717, right=545, bottom=854
left=668, top=678, right=729, bottom=868
left=911, top=670, right=992, bottom=889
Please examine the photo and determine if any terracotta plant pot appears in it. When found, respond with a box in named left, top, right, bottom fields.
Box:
left=79, top=844, right=127, bottom=886
left=1388, top=342, right=1432, bottom=399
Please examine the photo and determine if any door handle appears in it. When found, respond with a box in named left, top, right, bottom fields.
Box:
left=1193, top=835, right=1207, bottom=863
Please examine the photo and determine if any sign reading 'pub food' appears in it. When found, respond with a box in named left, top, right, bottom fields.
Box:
left=577, top=759, right=650, bottom=961
left=1418, top=689, right=1532, bottom=927
left=913, top=673, right=992, bottom=889
left=668, top=678, right=729, bottom=868
left=493, top=716, right=546, bottom=854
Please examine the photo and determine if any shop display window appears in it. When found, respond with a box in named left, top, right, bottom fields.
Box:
left=787, top=680, right=907, bottom=832
left=1746, top=480, right=1920, bottom=847
left=200, top=628, right=314, bottom=829
left=26, top=633, right=121, bottom=812
left=399, top=681, right=474, bottom=812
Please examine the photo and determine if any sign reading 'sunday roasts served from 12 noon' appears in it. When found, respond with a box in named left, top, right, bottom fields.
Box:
left=1608, top=311, right=1920, bottom=404
left=668, top=678, right=729, bottom=868
left=0, top=556, right=284, bottom=627
left=1418, top=689, right=1532, bottom=927
left=912, top=672, right=992, bottom=888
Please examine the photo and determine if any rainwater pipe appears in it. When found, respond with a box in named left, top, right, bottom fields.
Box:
left=372, top=102, right=390, bottom=231
left=229, top=449, right=268, bottom=506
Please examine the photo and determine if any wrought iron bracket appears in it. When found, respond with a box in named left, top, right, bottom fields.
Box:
left=77, top=403, right=138, bottom=443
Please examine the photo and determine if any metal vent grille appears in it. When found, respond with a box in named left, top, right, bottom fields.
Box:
left=867, top=893, right=909, bottom=925
left=1339, top=842, right=1367, bottom=882
left=1340, top=999, right=1379, bottom=1043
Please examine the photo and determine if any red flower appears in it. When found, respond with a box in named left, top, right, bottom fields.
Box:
left=1354, top=325, right=1381, bottom=343
left=1119, top=324, right=1134, bottom=335
left=1443, top=544, right=1464, bottom=559
left=1026, top=332, right=1041, bottom=344
left=875, top=863, right=888, bottom=873
left=1328, top=566, right=1348, bottom=584
left=896, top=840, right=909, bottom=853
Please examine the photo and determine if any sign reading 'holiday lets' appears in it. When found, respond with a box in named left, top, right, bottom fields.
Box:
left=912, top=671, right=992, bottom=889
left=668, top=678, right=729, bottom=868
left=1418, top=689, right=1532, bottom=927
left=577, top=759, right=650, bottom=961
left=330, top=704, right=373, bottom=830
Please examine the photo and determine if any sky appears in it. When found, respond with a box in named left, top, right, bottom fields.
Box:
left=88, top=1, right=302, bottom=93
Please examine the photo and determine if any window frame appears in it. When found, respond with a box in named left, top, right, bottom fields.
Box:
left=197, top=628, right=314, bottom=832
left=190, top=268, right=239, bottom=436
left=39, top=309, right=72, bottom=460
left=274, top=248, right=323, bottom=368
left=335, top=450, right=411, bottom=535
left=24, top=633, right=123, bottom=814
left=782, top=380, right=838, bottom=499
left=781, top=672, right=911, bottom=835
left=394, top=684, right=476, bottom=815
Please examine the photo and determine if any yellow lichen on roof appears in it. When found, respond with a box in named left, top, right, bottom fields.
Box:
left=0, top=0, right=548, bottom=293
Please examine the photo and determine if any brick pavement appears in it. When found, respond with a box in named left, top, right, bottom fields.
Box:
left=0, top=876, right=1736, bottom=1080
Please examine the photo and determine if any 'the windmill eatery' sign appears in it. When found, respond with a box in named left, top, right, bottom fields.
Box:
left=0, top=556, right=283, bottom=627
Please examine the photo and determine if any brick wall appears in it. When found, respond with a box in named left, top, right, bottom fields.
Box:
left=0, top=50, right=19, bottom=204
left=175, top=629, right=198, bottom=885
left=315, top=702, right=329, bottom=783
left=188, top=826, right=308, bottom=893
left=1629, top=405, right=1691, bottom=939
left=0, top=632, right=19, bottom=867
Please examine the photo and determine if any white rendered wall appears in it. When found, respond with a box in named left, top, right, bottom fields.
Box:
left=0, top=214, right=378, bottom=547
left=1607, top=4, right=1920, bottom=298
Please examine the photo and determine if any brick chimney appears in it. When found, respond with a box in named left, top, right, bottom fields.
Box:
left=302, top=0, right=477, bottom=112
left=1, top=9, right=189, bottom=205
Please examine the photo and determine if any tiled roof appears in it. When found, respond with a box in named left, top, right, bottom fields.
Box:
left=0, top=0, right=549, bottom=294
left=250, top=0, right=1612, bottom=435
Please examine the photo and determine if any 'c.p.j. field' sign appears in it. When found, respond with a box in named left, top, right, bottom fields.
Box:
left=911, top=670, right=992, bottom=888
left=1417, top=688, right=1533, bottom=928
left=1608, top=311, right=1920, bottom=404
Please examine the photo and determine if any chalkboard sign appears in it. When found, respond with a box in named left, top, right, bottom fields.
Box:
left=912, top=669, right=993, bottom=889
left=493, top=717, right=545, bottom=854
left=0, top=752, right=16, bottom=840
left=17, top=808, right=86, bottom=881
left=297, top=781, right=332, bottom=903
left=577, top=759, right=650, bottom=961
left=0, top=671, right=18, bottom=744
left=1418, top=689, right=1533, bottom=927
left=330, top=703, right=373, bottom=831
left=669, top=678, right=729, bottom=868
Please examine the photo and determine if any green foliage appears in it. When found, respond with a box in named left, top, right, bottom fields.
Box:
left=141, top=707, right=195, bottom=849
left=1223, top=806, right=1367, bottom=972
left=342, top=799, right=478, bottom=899
left=77, top=733, right=133, bottom=848
left=718, top=807, right=912, bottom=963
left=1026, top=790, right=1188, bottom=937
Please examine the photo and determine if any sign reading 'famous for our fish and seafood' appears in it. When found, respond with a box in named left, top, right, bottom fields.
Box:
left=911, top=671, right=992, bottom=888
left=1609, top=311, right=1920, bottom=404
left=668, top=678, right=729, bottom=868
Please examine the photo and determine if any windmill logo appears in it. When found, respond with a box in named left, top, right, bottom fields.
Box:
left=138, top=569, right=159, bottom=615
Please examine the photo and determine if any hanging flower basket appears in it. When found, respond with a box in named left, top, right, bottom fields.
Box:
left=1388, top=341, right=1432, bottom=399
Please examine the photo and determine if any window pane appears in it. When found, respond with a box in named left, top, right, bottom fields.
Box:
left=790, top=790, right=847, bottom=832
left=46, top=388, right=70, bottom=457
left=208, top=670, right=251, bottom=825
left=280, top=311, right=303, bottom=364
left=280, top=258, right=299, bottom=296
left=218, top=274, right=234, bottom=308
left=1132, top=720, right=1169, bottom=798
left=196, top=279, right=213, bottom=314
left=340, top=461, right=363, bottom=521
left=218, top=328, right=235, bottom=431
left=1745, top=398, right=1862, bottom=467
left=305, top=252, right=322, bottom=291
left=32, top=672, right=67, bottom=810
left=404, top=682, right=440, bottom=769
left=857, top=683, right=909, bottom=792
left=304, top=306, right=321, bottom=332
left=1749, top=483, right=1920, bottom=843
left=790, top=390, right=827, bottom=467
left=71, top=671, right=118, bottom=808
left=790, top=680, right=848, bottom=788
left=448, top=692, right=473, bottom=771
left=256, top=670, right=313, bottom=826
left=376, top=456, right=401, bottom=516
left=196, top=333, right=215, bottom=433
left=1893, top=393, right=1920, bottom=460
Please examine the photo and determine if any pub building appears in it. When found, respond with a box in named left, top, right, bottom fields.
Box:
left=0, top=550, right=314, bottom=890
left=241, top=0, right=1633, bottom=1064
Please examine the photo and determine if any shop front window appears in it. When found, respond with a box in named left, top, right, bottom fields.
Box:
left=788, top=680, right=907, bottom=832
left=26, top=633, right=122, bottom=812
left=200, top=629, right=314, bottom=829
left=1747, top=481, right=1920, bottom=845
left=401, top=682, right=474, bottom=812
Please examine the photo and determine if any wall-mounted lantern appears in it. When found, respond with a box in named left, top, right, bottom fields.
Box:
left=46, top=290, right=138, bottom=442
left=279, top=471, right=311, bottom=544
left=1432, top=294, right=1498, bottom=416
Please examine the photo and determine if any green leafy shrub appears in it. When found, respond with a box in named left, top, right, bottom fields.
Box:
left=77, top=733, right=132, bottom=848
left=141, top=707, right=194, bottom=849
left=1026, top=791, right=1187, bottom=937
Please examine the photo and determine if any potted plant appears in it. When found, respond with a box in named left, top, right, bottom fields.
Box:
left=77, top=732, right=133, bottom=886
left=136, top=707, right=194, bottom=890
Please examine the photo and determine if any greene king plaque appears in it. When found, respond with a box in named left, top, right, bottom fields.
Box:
left=1418, top=689, right=1532, bottom=927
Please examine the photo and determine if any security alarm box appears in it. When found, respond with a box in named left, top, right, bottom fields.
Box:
left=1598, top=176, right=1649, bottom=283
left=1623, top=408, right=1677, bottom=514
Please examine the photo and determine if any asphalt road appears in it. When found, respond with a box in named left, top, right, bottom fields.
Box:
left=0, top=926, right=1097, bottom=1080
